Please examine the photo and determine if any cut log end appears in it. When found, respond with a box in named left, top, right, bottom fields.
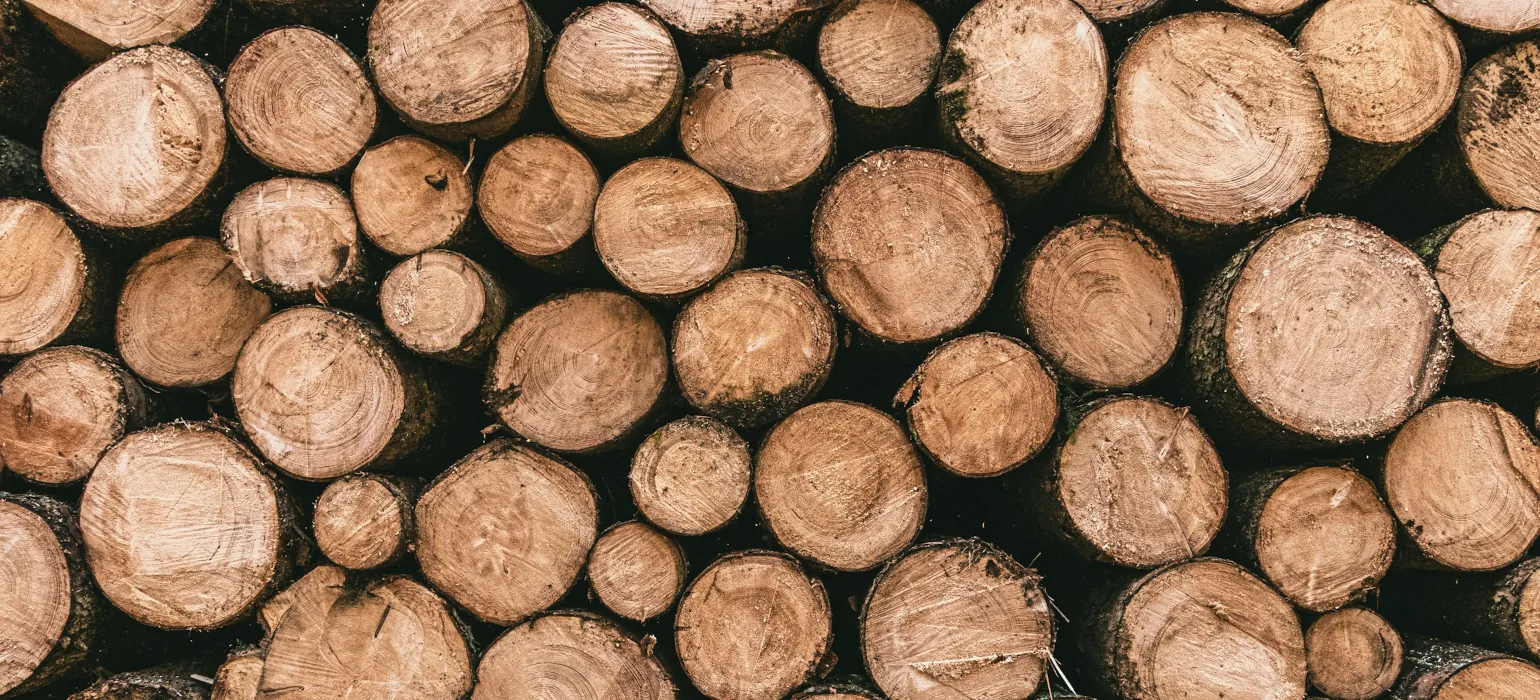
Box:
left=587, top=521, right=687, bottom=622
left=0, top=346, right=148, bottom=486
left=640, top=0, right=814, bottom=51
left=1394, top=638, right=1540, bottom=700
left=0, top=494, right=94, bottom=697
left=380, top=250, right=508, bottom=366
left=312, top=474, right=417, bottom=571
left=220, top=178, right=367, bottom=304
left=1432, top=0, right=1540, bottom=34
left=0, top=199, right=89, bottom=357
left=630, top=416, right=752, bottom=536
left=1429, top=209, right=1540, bottom=370
left=22, top=0, right=214, bottom=60
left=594, top=157, right=743, bottom=301
left=1305, top=608, right=1402, bottom=700
left=818, top=0, right=940, bottom=110
left=1458, top=40, right=1540, bottom=211
left=545, top=3, right=683, bottom=157
left=478, top=135, right=599, bottom=271
left=352, top=136, right=473, bottom=258
left=474, top=610, right=676, bottom=700
left=210, top=647, right=264, bottom=700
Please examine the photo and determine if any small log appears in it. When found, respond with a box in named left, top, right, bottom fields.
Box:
left=1451, top=40, right=1540, bottom=213
left=352, top=136, right=475, bottom=258
left=1431, top=0, right=1540, bottom=39
left=43, top=45, right=226, bottom=239
left=1304, top=608, right=1402, bottom=700
left=485, top=290, right=668, bottom=454
left=477, top=134, right=600, bottom=274
left=312, top=473, right=419, bottom=571
left=209, top=646, right=263, bottom=700
left=225, top=26, right=376, bottom=177
left=638, top=0, right=833, bottom=56
left=379, top=250, right=509, bottom=367
left=368, top=0, right=549, bottom=141
left=415, top=439, right=599, bottom=626
left=1186, top=216, right=1451, bottom=448
left=1391, top=637, right=1540, bottom=699
left=675, top=551, right=832, bottom=700
left=816, top=0, right=940, bottom=149
left=69, top=662, right=214, bottom=700
left=0, top=199, right=111, bottom=358
left=1379, top=556, right=1540, bottom=660
left=473, top=610, right=676, bottom=699
left=116, top=237, right=272, bottom=389
left=629, top=415, right=753, bottom=536
left=894, top=332, right=1058, bottom=478
left=756, top=400, right=927, bottom=572
left=231, top=306, right=440, bottom=480
left=0, top=1, right=78, bottom=133
left=0, top=346, right=151, bottom=486
left=812, top=148, right=1007, bottom=344
left=1071, top=0, right=1168, bottom=27
left=544, top=3, right=683, bottom=159
left=792, top=678, right=881, bottom=699
left=862, top=539, right=1054, bottom=700
left=0, top=493, right=104, bottom=697
left=586, top=520, right=687, bottom=623
left=1383, top=398, right=1540, bottom=571
left=594, top=157, right=745, bottom=302
left=22, top=0, right=214, bottom=60
left=1016, top=216, right=1182, bottom=390
left=79, top=422, right=305, bottom=630
left=671, top=268, right=837, bottom=429
left=220, top=177, right=374, bottom=307
left=936, top=0, right=1106, bottom=201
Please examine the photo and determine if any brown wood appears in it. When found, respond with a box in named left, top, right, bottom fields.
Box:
left=43, top=45, right=226, bottom=239
left=312, top=473, right=418, bottom=571
left=1379, top=556, right=1540, bottom=660
left=232, top=306, right=439, bottom=480
left=380, top=250, right=509, bottom=367
left=937, top=0, right=1105, bottom=201
left=1384, top=399, right=1540, bottom=572
left=226, top=27, right=376, bottom=177
left=22, top=0, right=213, bottom=60
left=1432, top=0, right=1540, bottom=35
left=895, top=332, right=1058, bottom=478
left=220, top=178, right=373, bottom=307
left=862, top=539, right=1053, bottom=700
left=69, top=662, right=214, bottom=700
left=1187, top=216, right=1451, bottom=448
left=1391, top=637, right=1540, bottom=700
left=672, top=268, right=836, bottom=429
left=545, top=3, right=683, bottom=158
left=0, top=493, right=103, bottom=697
left=0, top=199, right=110, bottom=358
left=587, top=520, right=687, bottom=623
left=0, top=346, right=150, bottom=486
left=209, top=646, right=263, bottom=700
left=477, top=134, right=600, bottom=273
left=415, top=439, right=598, bottom=626
left=817, top=0, right=940, bottom=147
left=594, top=157, right=744, bottom=302
left=638, top=0, right=833, bottom=55
left=1454, top=40, right=1540, bottom=213
left=756, top=400, right=926, bottom=572
left=116, top=237, right=272, bottom=389
left=1017, top=215, right=1181, bottom=390
left=486, top=290, right=668, bottom=453
left=474, top=610, right=676, bottom=700
left=1297, top=0, right=1463, bottom=207
left=812, top=148, right=1007, bottom=344
left=368, top=0, right=549, bottom=141
left=675, top=551, right=832, bottom=700
left=629, top=415, right=753, bottom=536
left=79, top=422, right=305, bottom=630
left=352, top=136, right=475, bottom=258
left=1304, top=608, right=1402, bottom=700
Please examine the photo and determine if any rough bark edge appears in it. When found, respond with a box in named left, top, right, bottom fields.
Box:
left=1380, top=557, right=1540, bottom=660
left=314, top=473, right=421, bottom=570
left=390, top=252, right=510, bottom=367
left=547, top=4, right=684, bottom=160
left=1390, top=636, right=1530, bottom=700
left=1408, top=210, right=1531, bottom=385
left=7, top=345, right=154, bottom=487
left=0, top=492, right=105, bottom=698
left=68, top=660, right=216, bottom=700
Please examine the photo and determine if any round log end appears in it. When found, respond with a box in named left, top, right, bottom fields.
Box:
left=474, top=610, right=676, bottom=700
left=1432, top=0, right=1540, bottom=34
left=630, top=416, right=752, bottom=536
left=1458, top=39, right=1540, bottom=211
left=0, top=497, right=78, bottom=696
left=594, top=157, right=744, bottom=300
left=352, top=136, right=472, bottom=257
left=587, top=521, right=687, bottom=622
left=478, top=135, right=599, bottom=269
left=0, top=346, right=145, bottom=486
left=1305, top=607, right=1402, bottom=700
left=380, top=250, right=508, bottom=365
left=0, top=199, right=88, bottom=357
left=1433, top=209, right=1540, bottom=370
left=546, top=3, right=683, bottom=155
left=221, top=178, right=365, bottom=302
left=818, top=0, right=940, bottom=111
left=313, top=473, right=414, bottom=571
left=1254, top=465, right=1395, bottom=612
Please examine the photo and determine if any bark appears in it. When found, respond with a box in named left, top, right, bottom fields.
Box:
left=1390, top=636, right=1540, bottom=699
left=1379, top=557, right=1540, bottom=660
left=68, top=661, right=216, bottom=700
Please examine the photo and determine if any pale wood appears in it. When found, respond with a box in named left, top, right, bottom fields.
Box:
left=545, top=3, right=683, bottom=158
left=1432, top=0, right=1540, bottom=34
left=221, top=178, right=372, bottom=306
left=312, top=473, right=418, bottom=571
left=638, top=0, right=833, bottom=55
left=0, top=493, right=102, bottom=697
left=0, top=347, right=150, bottom=486
left=1413, top=209, right=1540, bottom=380
left=22, top=0, right=214, bottom=60
left=474, top=610, right=676, bottom=700
left=352, top=136, right=474, bottom=258
left=1456, top=40, right=1540, bottom=212
left=0, top=199, right=107, bottom=358
left=630, top=416, right=752, bottom=536
left=594, top=157, right=744, bottom=302
left=1392, top=637, right=1540, bottom=700
left=586, top=521, right=687, bottom=622
left=380, top=250, right=509, bottom=366
left=477, top=135, right=599, bottom=273
left=1304, top=608, right=1402, bottom=700
left=817, top=0, right=939, bottom=144
left=1380, top=557, right=1540, bottom=660
left=210, top=647, right=263, bottom=700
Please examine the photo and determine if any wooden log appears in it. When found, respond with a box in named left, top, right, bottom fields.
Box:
left=379, top=250, right=509, bottom=367
left=1079, top=558, right=1306, bottom=700
left=675, top=551, right=833, bottom=700
left=936, top=0, right=1106, bottom=202
left=756, top=401, right=927, bottom=572
left=671, top=268, right=837, bottom=429
left=473, top=610, right=676, bottom=699
left=1379, top=557, right=1540, bottom=660
left=1383, top=398, right=1540, bottom=571
left=69, top=662, right=213, bottom=700
left=594, top=157, right=744, bottom=303
left=862, top=539, right=1054, bottom=700
left=477, top=134, right=599, bottom=274
left=311, top=473, right=419, bottom=571
left=257, top=566, right=474, bottom=700
left=368, top=0, right=549, bottom=141
left=415, top=439, right=599, bottom=626
left=1084, top=12, right=1329, bottom=250
left=0, top=346, right=151, bottom=486
left=0, top=199, right=112, bottom=358
left=1016, top=216, right=1182, bottom=390
left=1297, top=0, right=1463, bottom=207
left=220, top=178, right=374, bottom=307
left=79, top=422, right=306, bottom=630
left=1304, top=608, right=1402, bottom=700
left=1450, top=40, right=1540, bottom=213
left=816, top=0, right=940, bottom=149
left=116, top=237, right=272, bottom=389
left=21, top=0, right=214, bottom=61
left=0, top=493, right=104, bottom=697
left=894, top=332, right=1059, bottom=478
left=1009, top=395, right=1227, bottom=569
left=209, top=646, right=263, bottom=700
left=1219, top=0, right=1314, bottom=22
left=225, top=26, right=377, bottom=177
left=629, top=415, right=753, bottom=536
left=544, top=3, right=683, bottom=159
left=1186, top=216, right=1451, bottom=449
left=637, top=0, right=834, bottom=56
left=485, top=290, right=668, bottom=454
left=812, top=148, right=1007, bottom=344
left=586, top=520, right=687, bottom=623
left=42, top=45, right=226, bottom=240
left=0, top=0, right=78, bottom=134
left=231, top=306, right=439, bottom=480
left=1391, top=637, right=1540, bottom=699
left=1430, top=0, right=1540, bottom=39
left=1070, top=0, right=1168, bottom=27
left=352, top=136, right=476, bottom=259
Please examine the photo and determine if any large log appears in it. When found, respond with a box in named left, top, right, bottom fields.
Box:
left=586, top=520, right=687, bottom=623
left=0, top=346, right=151, bottom=486
left=0, top=199, right=112, bottom=358
left=0, top=493, right=104, bottom=697
left=1391, top=637, right=1540, bottom=700
left=352, top=136, right=476, bottom=259
left=22, top=0, right=214, bottom=60
left=1304, top=607, right=1402, bottom=700
left=629, top=416, right=753, bottom=536
left=474, top=610, right=676, bottom=699
left=311, top=473, right=419, bottom=571
left=379, top=250, right=509, bottom=367
left=1379, top=557, right=1540, bottom=660
left=220, top=178, right=374, bottom=307
left=544, top=3, right=683, bottom=159
left=477, top=135, right=600, bottom=273
left=816, top=0, right=940, bottom=149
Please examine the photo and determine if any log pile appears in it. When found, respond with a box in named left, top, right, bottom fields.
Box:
left=6, top=0, right=1540, bottom=698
